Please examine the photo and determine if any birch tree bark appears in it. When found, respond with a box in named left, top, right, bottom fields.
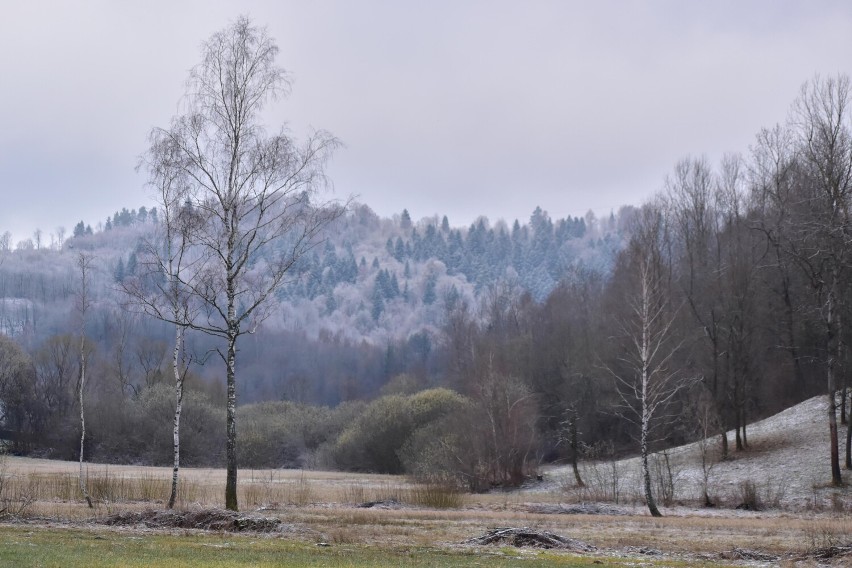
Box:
left=167, top=324, right=185, bottom=509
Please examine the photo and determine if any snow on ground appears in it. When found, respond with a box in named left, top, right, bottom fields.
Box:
left=541, top=395, right=852, bottom=512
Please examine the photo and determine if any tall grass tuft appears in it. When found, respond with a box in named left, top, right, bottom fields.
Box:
left=2, top=467, right=203, bottom=508
left=290, top=472, right=314, bottom=506
left=340, top=484, right=367, bottom=505
left=0, top=453, right=36, bottom=518
left=406, top=481, right=464, bottom=509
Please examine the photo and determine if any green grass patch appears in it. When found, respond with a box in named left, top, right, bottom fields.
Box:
left=0, top=525, right=719, bottom=567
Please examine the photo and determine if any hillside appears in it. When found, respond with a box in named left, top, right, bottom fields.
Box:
left=0, top=203, right=625, bottom=346
left=547, top=395, right=849, bottom=512
left=0, top=202, right=628, bottom=405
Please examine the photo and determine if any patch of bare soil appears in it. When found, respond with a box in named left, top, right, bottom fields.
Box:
left=101, top=509, right=281, bottom=532
left=464, top=527, right=596, bottom=551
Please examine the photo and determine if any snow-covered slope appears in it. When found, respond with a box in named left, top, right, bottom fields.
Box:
left=548, top=395, right=851, bottom=511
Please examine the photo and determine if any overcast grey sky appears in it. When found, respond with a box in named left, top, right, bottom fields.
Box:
left=1, top=1, right=851, bottom=243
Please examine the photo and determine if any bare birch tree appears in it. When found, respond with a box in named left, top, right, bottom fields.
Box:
left=75, top=253, right=93, bottom=508
left=612, top=204, right=693, bottom=517
left=55, top=226, right=66, bottom=250
left=140, top=17, right=343, bottom=511
left=126, top=115, right=212, bottom=509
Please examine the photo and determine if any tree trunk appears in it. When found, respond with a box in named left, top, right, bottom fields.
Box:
left=734, top=379, right=746, bottom=451
left=77, top=253, right=93, bottom=509
left=829, top=392, right=842, bottom=485
left=569, top=413, right=584, bottom=487
left=225, top=328, right=238, bottom=511
left=78, top=336, right=92, bottom=508
left=845, top=409, right=852, bottom=469
left=641, top=419, right=662, bottom=517
left=827, top=290, right=843, bottom=486
left=720, top=430, right=728, bottom=460
left=167, top=325, right=184, bottom=510
left=777, top=251, right=805, bottom=384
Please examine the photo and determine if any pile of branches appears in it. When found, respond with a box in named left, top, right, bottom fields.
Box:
left=465, top=527, right=596, bottom=551
left=723, top=545, right=852, bottom=563
left=794, top=545, right=852, bottom=562
left=102, top=509, right=281, bottom=532
left=720, top=548, right=779, bottom=562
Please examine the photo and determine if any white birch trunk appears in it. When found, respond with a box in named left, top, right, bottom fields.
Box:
left=225, top=261, right=239, bottom=510
left=77, top=254, right=93, bottom=508
left=78, top=335, right=92, bottom=508
left=639, top=274, right=662, bottom=517
left=167, top=324, right=184, bottom=509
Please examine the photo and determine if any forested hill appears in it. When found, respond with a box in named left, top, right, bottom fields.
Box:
left=273, top=204, right=624, bottom=343
left=0, top=202, right=626, bottom=346
left=0, top=202, right=627, bottom=405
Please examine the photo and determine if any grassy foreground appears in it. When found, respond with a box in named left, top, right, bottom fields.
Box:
left=0, top=525, right=709, bottom=568
left=1, top=457, right=843, bottom=566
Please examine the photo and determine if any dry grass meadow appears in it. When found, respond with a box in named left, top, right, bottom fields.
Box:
left=3, top=398, right=852, bottom=565
left=2, top=454, right=852, bottom=566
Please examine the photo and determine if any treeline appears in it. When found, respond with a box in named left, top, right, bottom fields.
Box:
left=0, top=205, right=623, bottom=342
left=284, top=205, right=599, bottom=305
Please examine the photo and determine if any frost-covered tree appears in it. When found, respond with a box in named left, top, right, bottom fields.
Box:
left=141, top=16, right=342, bottom=510
left=75, top=253, right=94, bottom=508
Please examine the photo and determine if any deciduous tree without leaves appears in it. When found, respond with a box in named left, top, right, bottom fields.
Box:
left=141, top=16, right=343, bottom=511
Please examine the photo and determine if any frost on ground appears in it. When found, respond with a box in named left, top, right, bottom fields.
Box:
left=542, top=395, right=852, bottom=512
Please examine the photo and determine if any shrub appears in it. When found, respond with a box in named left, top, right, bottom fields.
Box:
left=237, top=401, right=361, bottom=469
left=87, top=383, right=224, bottom=467
left=400, top=377, right=540, bottom=492
left=0, top=452, right=35, bottom=518
left=565, top=441, right=623, bottom=503
left=407, top=480, right=465, bottom=509
left=328, top=389, right=465, bottom=473
left=738, top=480, right=761, bottom=510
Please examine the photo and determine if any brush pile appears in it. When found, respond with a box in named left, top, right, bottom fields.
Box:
left=102, top=509, right=280, bottom=532
left=465, top=527, right=596, bottom=551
